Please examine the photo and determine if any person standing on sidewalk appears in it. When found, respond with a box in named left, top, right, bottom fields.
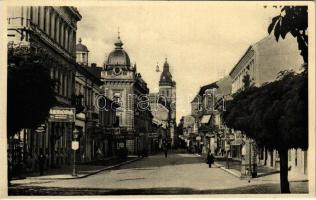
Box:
left=38, top=149, right=45, bottom=176
left=164, top=147, right=168, bottom=158
left=207, top=151, right=215, bottom=168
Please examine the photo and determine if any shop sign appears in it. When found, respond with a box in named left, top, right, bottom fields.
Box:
left=49, top=107, right=75, bottom=122
left=72, top=141, right=79, bottom=150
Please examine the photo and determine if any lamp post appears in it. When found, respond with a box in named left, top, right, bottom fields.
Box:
left=72, top=127, right=79, bottom=177
left=224, top=125, right=230, bottom=169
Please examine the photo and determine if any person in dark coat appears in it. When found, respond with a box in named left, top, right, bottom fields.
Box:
left=38, top=149, right=46, bottom=176
left=207, top=151, right=215, bottom=168
left=164, top=147, right=168, bottom=158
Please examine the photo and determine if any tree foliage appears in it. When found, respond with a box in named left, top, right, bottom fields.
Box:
left=224, top=71, right=307, bottom=151
left=7, top=53, right=57, bottom=137
left=268, top=6, right=308, bottom=64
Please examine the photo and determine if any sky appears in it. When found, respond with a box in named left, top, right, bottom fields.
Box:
left=76, top=2, right=280, bottom=122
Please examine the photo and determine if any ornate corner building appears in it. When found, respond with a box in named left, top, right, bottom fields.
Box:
left=101, top=35, right=153, bottom=154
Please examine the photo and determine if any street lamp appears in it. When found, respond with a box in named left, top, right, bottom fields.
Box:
left=72, top=127, right=79, bottom=177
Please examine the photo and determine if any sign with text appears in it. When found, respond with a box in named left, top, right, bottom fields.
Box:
left=72, top=141, right=79, bottom=150
left=49, top=107, right=75, bottom=122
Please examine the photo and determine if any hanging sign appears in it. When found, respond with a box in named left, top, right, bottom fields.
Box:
left=72, top=141, right=79, bottom=150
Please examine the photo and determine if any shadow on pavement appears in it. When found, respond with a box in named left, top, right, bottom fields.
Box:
left=8, top=182, right=308, bottom=195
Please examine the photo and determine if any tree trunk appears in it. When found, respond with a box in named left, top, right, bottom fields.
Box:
left=50, top=124, right=55, bottom=168
left=264, top=147, right=267, bottom=166
left=279, top=149, right=290, bottom=193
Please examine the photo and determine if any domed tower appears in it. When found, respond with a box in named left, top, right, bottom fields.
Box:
left=159, top=58, right=176, bottom=147
left=105, top=34, right=131, bottom=71
left=76, top=38, right=89, bottom=66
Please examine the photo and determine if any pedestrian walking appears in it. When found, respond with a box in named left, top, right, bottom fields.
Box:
left=38, top=149, right=46, bottom=176
left=164, top=147, right=168, bottom=158
left=207, top=151, right=215, bottom=168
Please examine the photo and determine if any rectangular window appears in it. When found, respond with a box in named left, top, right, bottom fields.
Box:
left=59, top=71, right=63, bottom=95
left=63, top=73, right=67, bottom=97
left=59, top=21, right=63, bottom=46
left=65, top=26, right=68, bottom=50
left=73, top=31, right=76, bottom=56
left=37, top=6, right=41, bottom=27
left=30, top=7, right=33, bottom=23
left=54, top=16, right=58, bottom=42
left=43, top=7, right=47, bottom=32
left=68, top=29, right=72, bottom=54
left=50, top=12, right=54, bottom=39
left=46, top=8, right=51, bottom=36
left=32, top=7, right=37, bottom=25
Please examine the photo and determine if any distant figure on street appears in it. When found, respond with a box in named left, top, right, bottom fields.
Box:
left=164, top=147, right=168, bottom=158
left=207, top=151, right=215, bottom=168
left=38, top=149, right=46, bottom=175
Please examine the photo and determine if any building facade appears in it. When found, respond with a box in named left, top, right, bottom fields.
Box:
left=229, top=34, right=306, bottom=177
left=7, top=6, right=82, bottom=174
left=75, top=39, right=122, bottom=162
left=7, top=6, right=82, bottom=173
left=149, top=93, right=169, bottom=153
left=101, top=34, right=152, bottom=155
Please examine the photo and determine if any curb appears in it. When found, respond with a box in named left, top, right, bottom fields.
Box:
left=214, top=163, right=241, bottom=178
left=78, top=157, right=143, bottom=179
left=28, top=157, right=143, bottom=181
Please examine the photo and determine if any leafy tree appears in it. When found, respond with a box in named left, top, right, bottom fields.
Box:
left=223, top=70, right=307, bottom=193
left=7, top=52, right=57, bottom=137
left=268, top=6, right=308, bottom=64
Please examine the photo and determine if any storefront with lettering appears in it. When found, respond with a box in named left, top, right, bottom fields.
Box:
left=48, top=107, right=75, bottom=168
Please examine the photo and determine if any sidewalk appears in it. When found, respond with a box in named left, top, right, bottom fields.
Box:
left=214, top=161, right=279, bottom=178
left=11, top=156, right=142, bottom=185
left=214, top=161, right=308, bottom=183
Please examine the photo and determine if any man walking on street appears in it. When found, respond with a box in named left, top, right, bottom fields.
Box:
left=38, top=149, right=46, bottom=176
left=164, top=147, right=168, bottom=158
left=207, top=151, right=215, bottom=168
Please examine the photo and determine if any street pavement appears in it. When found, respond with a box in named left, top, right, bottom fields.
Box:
left=9, top=152, right=308, bottom=195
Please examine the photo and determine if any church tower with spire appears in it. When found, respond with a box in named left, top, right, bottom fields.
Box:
left=159, top=58, right=177, bottom=147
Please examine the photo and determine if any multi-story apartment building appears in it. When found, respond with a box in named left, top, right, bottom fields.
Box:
left=75, top=38, right=119, bottom=162
left=229, top=34, right=305, bottom=177
left=7, top=6, right=81, bottom=170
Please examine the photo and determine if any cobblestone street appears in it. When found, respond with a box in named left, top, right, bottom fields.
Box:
left=9, top=153, right=308, bottom=195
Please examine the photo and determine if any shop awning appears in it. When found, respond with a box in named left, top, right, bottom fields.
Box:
left=200, top=115, right=211, bottom=124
